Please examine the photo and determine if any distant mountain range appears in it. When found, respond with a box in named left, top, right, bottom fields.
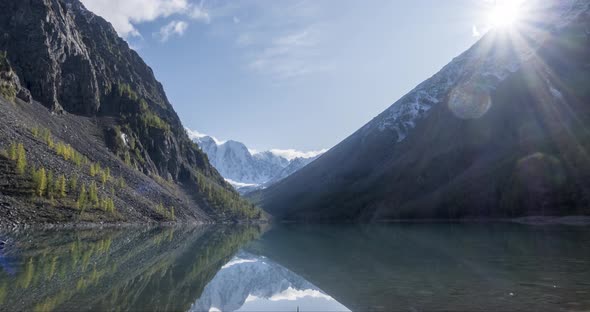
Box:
left=253, top=0, right=590, bottom=221
left=191, top=134, right=323, bottom=194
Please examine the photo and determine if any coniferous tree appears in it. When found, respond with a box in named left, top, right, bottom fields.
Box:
left=7, top=143, right=17, bottom=160
left=117, top=177, right=126, bottom=188
left=101, top=167, right=110, bottom=185
left=46, top=170, right=54, bottom=198
left=31, top=127, right=39, bottom=138
left=69, top=176, right=78, bottom=194
left=16, top=143, right=26, bottom=175
left=108, top=198, right=115, bottom=213
left=89, top=181, right=99, bottom=207
left=42, top=128, right=54, bottom=148
left=89, top=163, right=96, bottom=177
left=58, top=175, right=66, bottom=198
left=32, top=167, right=47, bottom=197
left=77, top=184, right=87, bottom=210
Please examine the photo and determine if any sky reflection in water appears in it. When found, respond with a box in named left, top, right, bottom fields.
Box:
left=0, top=224, right=589, bottom=311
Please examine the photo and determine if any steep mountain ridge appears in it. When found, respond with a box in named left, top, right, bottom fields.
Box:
left=365, top=0, right=590, bottom=143
left=0, top=0, right=214, bottom=180
left=194, top=135, right=320, bottom=194
left=0, top=0, right=261, bottom=225
left=254, top=0, right=590, bottom=221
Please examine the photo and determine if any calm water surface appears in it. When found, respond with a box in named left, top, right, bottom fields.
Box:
left=0, top=224, right=589, bottom=311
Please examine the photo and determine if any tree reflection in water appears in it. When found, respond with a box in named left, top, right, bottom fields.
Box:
left=0, top=225, right=262, bottom=311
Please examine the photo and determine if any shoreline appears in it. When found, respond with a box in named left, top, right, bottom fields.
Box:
left=377, top=216, right=590, bottom=226
left=0, top=218, right=270, bottom=231
left=4, top=215, right=589, bottom=231
left=279, top=215, right=590, bottom=226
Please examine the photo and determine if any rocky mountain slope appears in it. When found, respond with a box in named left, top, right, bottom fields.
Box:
left=0, top=0, right=261, bottom=226
left=194, top=135, right=320, bottom=194
left=254, top=0, right=590, bottom=221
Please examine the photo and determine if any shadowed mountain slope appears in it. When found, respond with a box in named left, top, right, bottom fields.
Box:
left=253, top=0, right=590, bottom=221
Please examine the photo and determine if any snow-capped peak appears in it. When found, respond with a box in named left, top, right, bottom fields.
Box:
left=267, top=148, right=328, bottom=161
left=188, top=129, right=326, bottom=193
left=185, top=128, right=226, bottom=144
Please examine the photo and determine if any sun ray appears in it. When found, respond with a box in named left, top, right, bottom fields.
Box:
left=487, top=0, right=526, bottom=29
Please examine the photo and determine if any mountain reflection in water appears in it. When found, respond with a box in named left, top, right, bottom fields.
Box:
left=191, top=251, right=349, bottom=312
left=0, top=225, right=263, bottom=312
left=0, top=223, right=589, bottom=311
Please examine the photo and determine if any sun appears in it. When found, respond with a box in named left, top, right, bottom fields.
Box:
left=488, top=1, right=522, bottom=28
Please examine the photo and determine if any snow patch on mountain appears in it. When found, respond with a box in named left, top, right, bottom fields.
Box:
left=268, top=287, right=333, bottom=302
left=225, top=179, right=260, bottom=189
left=186, top=128, right=226, bottom=144
left=187, top=129, right=324, bottom=193
left=221, top=257, right=258, bottom=269
left=265, top=148, right=327, bottom=161
left=368, top=0, right=589, bottom=143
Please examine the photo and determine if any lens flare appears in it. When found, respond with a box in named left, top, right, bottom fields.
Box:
left=448, top=82, right=492, bottom=120
left=489, top=1, right=522, bottom=28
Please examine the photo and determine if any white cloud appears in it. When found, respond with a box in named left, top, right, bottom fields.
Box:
left=80, top=0, right=189, bottom=37
left=156, top=20, right=188, bottom=42
left=472, top=25, right=481, bottom=37
left=274, top=31, right=312, bottom=47
left=189, top=5, right=211, bottom=23
left=269, top=148, right=327, bottom=160
left=186, top=128, right=208, bottom=139
left=248, top=29, right=324, bottom=79
left=80, top=0, right=210, bottom=38
left=202, top=1, right=328, bottom=79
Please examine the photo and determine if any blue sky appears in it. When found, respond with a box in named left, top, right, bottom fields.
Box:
left=81, top=0, right=498, bottom=154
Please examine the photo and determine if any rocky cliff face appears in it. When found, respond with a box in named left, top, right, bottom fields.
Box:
left=1, top=0, right=151, bottom=114
left=0, top=0, right=260, bottom=224
left=0, top=52, right=32, bottom=104
left=0, top=0, right=218, bottom=182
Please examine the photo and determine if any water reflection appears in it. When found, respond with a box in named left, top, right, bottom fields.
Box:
left=249, top=224, right=590, bottom=312
left=191, top=251, right=349, bottom=312
left=0, top=223, right=589, bottom=312
left=0, top=225, right=262, bottom=311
